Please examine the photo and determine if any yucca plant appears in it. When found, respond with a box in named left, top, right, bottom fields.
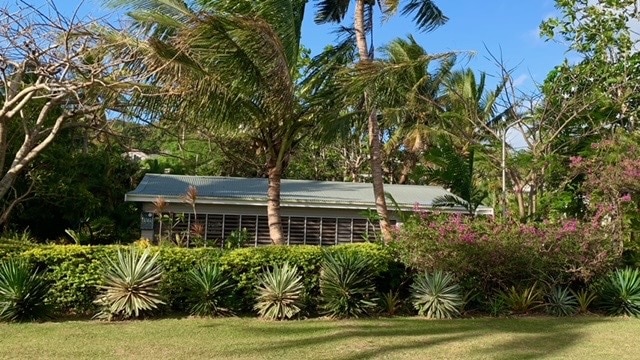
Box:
left=597, top=267, right=640, bottom=317
left=499, top=284, right=543, bottom=314
left=411, top=271, right=463, bottom=319
left=0, top=259, right=51, bottom=322
left=379, top=290, right=403, bottom=316
left=254, top=263, right=304, bottom=320
left=319, top=252, right=378, bottom=318
left=94, top=249, right=164, bottom=320
left=187, top=263, right=231, bottom=317
left=545, top=286, right=578, bottom=317
left=573, top=288, right=597, bottom=314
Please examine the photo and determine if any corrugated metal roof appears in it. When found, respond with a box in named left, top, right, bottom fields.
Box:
left=126, top=174, right=493, bottom=214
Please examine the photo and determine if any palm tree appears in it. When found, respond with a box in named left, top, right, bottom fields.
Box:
left=376, top=36, right=453, bottom=184
left=104, top=0, right=338, bottom=244
left=313, top=0, right=448, bottom=242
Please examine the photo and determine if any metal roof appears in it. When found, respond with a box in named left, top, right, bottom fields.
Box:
left=126, top=174, right=493, bottom=215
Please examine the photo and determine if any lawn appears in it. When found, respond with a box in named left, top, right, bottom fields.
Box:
left=0, top=316, right=638, bottom=359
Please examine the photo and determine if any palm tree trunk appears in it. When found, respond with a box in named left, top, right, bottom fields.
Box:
left=267, top=159, right=286, bottom=245
left=355, top=0, right=392, bottom=243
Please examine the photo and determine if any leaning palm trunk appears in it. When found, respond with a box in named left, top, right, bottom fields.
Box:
left=355, top=0, right=392, bottom=243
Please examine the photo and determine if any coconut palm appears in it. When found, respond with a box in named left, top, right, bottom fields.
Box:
left=313, top=0, right=448, bottom=242
left=104, top=0, right=340, bottom=244
left=376, top=36, right=454, bottom=184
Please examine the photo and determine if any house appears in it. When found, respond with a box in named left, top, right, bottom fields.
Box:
left=125, top=174, right=493, bottom=246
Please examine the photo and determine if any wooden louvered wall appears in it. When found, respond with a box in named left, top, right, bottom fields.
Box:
left=154, top=212, right=379, bottom=247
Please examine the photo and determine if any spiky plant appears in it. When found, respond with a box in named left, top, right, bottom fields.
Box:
left=187, top=263, right=231, bottom=317
left=573, top=288, right=597, bottom=314
left=254, top=263, right=304, bottom=320
left=499, top=284, right=543, bottom=314
left=319, top=252, right=378, bottom=318
left=545, top=286, right=578, bottom=317
left=411, top=270, right=463, bottom=319
left=379, top=290, right=403, bottom=316
left=94, top=249, right=164, bottom=320
left=597, top=268, right=640, bottom=317
left=0, top=259, right=51, bottom=322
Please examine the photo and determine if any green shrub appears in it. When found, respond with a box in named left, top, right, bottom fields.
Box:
left=319, top=251, right=378, bottom=318
left=0, top=243, right=394, bottom=317
left=395, top=214, right=618, bottom=296
left=187, top=263, right=231, bottom=317
left=0, top=259, right=51, bottom=322
left=545, top=286, right=578, bottom=317
left=411, top=271, right=463, bottom=319
left=379, top=290, right=403, bottom=316
left=574, top=288, right=597, bottom=314
left=94, top=249, right=164, bottom=320
left=254, top=263, right=304, bottom=320
left=597, top=268, right=640, bottom=317
left=499, top=284, right=543, bottom=314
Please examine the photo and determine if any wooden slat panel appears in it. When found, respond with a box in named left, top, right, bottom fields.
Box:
left=257, top=216, right=271, bottom=246
left=352, top=218, right=368, bottom=243
left=337, top=218, right=353, bottom=244
left=239, top=215, right=257, bottom=247
left=205, top=214, right=224, bottom=247
left=320, top=218, right=336, bottom=246
left=288, top=216, right=305, bottom=245
left=305, top=217, right=321, bottom=246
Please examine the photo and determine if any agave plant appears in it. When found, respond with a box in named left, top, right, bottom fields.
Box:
left=573, top=288, right=597, bottom=314
left=411, top=271, right=463, bottom=319
left=0, top=259, right=51, bottom=322
left=499, top=284, right=543, bottom=315
left=597, top=268, right=640, bottom=317
left=545, top=286, right=578, bottom=317
left=187, top=263, right=231, bottom=317
left=319, top=252, right=377, bottom=318
left=254, top=263, right=304, bottom=320
left=94, top=249, right=164, bottom=320
left=379, top=290, right=403, bottom=316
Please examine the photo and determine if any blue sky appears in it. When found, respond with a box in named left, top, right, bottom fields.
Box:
left=11, top=0, right=570, bottom=92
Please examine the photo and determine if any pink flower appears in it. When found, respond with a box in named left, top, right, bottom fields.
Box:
left=620, top=193, right=632, bottom=203
left=569, top=156, right=583, bottom=168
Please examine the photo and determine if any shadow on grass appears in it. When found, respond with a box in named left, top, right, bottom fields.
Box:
left=212, top=316, right=611, bottom=359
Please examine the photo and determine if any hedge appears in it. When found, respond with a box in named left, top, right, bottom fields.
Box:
left=0, top=242, right=396, bottom=315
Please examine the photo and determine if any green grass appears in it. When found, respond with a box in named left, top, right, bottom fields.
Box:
left=0, top=316, right=639, bottom=359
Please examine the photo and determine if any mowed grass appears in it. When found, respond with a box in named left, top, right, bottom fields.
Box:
left=0, top=316, right=639, bottom=359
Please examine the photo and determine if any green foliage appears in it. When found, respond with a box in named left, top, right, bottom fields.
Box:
left=379, top=290, right=403, bottom=316
left=574, top=288, right=597, bottom=314
left=411, top=271, right=463, bottom=319
left=186, top=263, right=231, bottom=317
left=396, top=213, right=619, bottom=295
left=254, top=263, right=304, bottom=320
left=0, top=259, right=51, bottom=322
left=545, top=286, right=578, bottom=317
left=597, top=268, right=640, bottom=317
left=499, top=285, right=543, bottom=315
left=95, top=249, right=164, bottom=320
left=319, top=252, right=378, bottom=318
left=0, top=243, right=395, bottom=317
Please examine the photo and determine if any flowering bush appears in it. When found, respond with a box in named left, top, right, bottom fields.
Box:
left=394, top=212, right=619, bottom=297
left=569, top=133, right=640, bottom=257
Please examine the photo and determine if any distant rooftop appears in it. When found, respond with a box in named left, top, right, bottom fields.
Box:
left=126, top=174, right=493, bottom=214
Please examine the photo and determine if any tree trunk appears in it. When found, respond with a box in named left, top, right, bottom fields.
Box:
left=355, top=0, right=392, bottom=243
left=368, top=108, right=392, bottom=242
left=267, top=160, right=285, bottom=245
